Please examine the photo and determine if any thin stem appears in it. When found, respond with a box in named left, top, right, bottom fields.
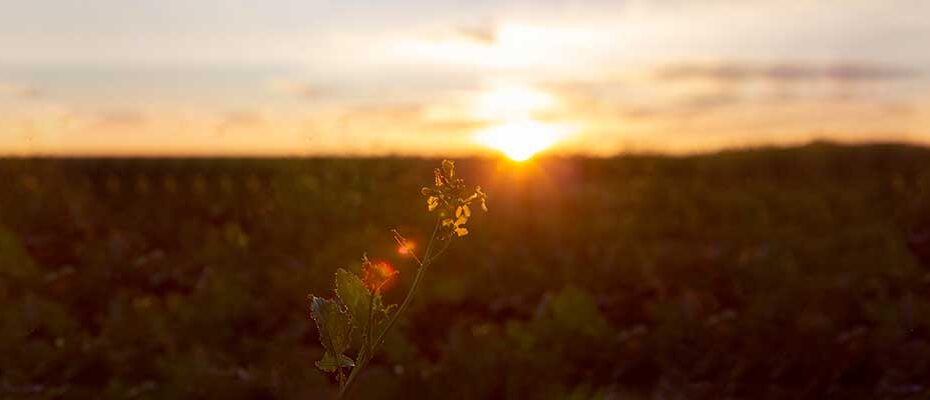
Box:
left=423, top=218, right=441, bottom=261
left=365, top=289, right=375, bottom=354
left=337, top=219, right=445, bottom=400
left=338, top=357, right=361, bottom=398
left=425, top=239, right=452, bottom=264
left=372, top=260, right=427, bottom=353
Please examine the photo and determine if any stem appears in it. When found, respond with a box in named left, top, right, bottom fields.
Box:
left=372, top=259, right=428, bottom=353
left=425, top=240, right=452, bottom=265
left=423, top=219, right=441, bottom=262
left=337, top=220, right=444, bottom=399
left=365, top=290, right=375, bottom=354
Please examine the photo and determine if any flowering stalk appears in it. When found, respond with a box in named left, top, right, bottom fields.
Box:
left=308, top=160, right=487, bottom=399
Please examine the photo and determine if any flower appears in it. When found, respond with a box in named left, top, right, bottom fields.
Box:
left=421, top=160, right=488, bottom=238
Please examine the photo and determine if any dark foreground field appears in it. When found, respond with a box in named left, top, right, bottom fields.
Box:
left=3, top=143, right=930, bottom=399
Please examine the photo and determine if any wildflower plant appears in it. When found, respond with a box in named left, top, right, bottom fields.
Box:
left=309, top=160, right=487, bottom=398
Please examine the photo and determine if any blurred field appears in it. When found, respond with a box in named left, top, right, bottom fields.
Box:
left=3, top=143, right=930, bottom=399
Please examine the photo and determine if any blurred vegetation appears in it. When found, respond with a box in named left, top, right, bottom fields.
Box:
left=3, top=143, right=930, bottom=399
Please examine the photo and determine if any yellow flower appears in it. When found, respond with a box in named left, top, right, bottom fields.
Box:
left=456, top=205, right=471, bottom=219
left=421, top=160, right=487, bottom=239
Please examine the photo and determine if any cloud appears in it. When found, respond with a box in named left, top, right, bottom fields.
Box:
left=654, top=62, right=920, bottom=83
left=94, top=110, right=146, bottom=127
left=220, top=110, right=263, bottom=126
left=325, top=102, right=488, bottom=138
left=535, top=61, right=924, bottom=127
left=419, top=20, right=499, bottom=47
left=0, top=83, right=43, bottom=99
left=453, top=21, right=498, bottom=45
left=269, top=79, right=317, bottom=99
left=421, top=118, right=490, bottom=135
left=215, top=110, right=264, bottom=137
left=676, top=91, right=743, bottom=113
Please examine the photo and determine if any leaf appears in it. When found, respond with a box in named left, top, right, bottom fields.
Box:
left=315, top=352, right=355, bottom=372
left=336, top=269, right=392, bottom=340
left=310, top=296, right=353, bottom=372
left=310, top=296, right=352, bottom=353
left=427, top=196, right=440, bottom=211
left=454, top=226, right=469, bottom=237
left=336, top=268, right=398, bottom=351
left=336, top=268, right=374, bottom=327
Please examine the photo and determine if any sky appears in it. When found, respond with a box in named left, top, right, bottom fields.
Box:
left=1, top=0, right=928, bottom=157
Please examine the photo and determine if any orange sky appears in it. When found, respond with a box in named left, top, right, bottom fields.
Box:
left=1, top=0, right=928, bottom=157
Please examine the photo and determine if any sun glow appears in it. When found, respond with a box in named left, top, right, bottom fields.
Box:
left=474, top=86, right=556, bottom=120
left=475, top=119, right=568, bottom=161
left=471, top=84, right=570, bottom=161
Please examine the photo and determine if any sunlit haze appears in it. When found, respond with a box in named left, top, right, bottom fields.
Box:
left=1, top=0, right=928, bottom=156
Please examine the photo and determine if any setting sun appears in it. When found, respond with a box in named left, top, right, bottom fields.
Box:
left=475, top=119, right=568, bottom=161
left=471, top=84, right=570, bottom=161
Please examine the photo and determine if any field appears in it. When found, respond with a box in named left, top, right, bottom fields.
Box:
left=3, top=143, right=930, bottom=399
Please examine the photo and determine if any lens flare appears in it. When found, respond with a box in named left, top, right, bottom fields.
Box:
left=398, top=240, right=415, bottom=255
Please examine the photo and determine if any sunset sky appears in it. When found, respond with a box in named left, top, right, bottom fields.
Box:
left=1, top=0, right=928, bottom=157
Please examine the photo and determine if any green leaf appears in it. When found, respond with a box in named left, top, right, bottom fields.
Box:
left=314, top=352, right=355, bottom=373
left=309, top=296, right=353, bottom=372
left=335, top=268, right=374, bottom=328
left=335, top=268, right=392, bottom=344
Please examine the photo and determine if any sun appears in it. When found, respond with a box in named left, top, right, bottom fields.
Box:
left=470, top=84, right=570, bottom=161
left=475, top=119, right=567, bottom=161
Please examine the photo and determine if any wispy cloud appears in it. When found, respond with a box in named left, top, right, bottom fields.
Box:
left=655, top=62, right=920, bottom=83
left=0, top=83, right=43, bottom=99
left=215, top=110, right=264, bottom=137
left=332, top=103, right=486, bottom=136
left=93, top=110, right=146, bottom=127
left=453, top=21, right=498, bottom=45
left=268, top=79, right=318, bottom=99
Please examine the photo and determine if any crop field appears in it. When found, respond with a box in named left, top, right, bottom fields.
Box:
left=3, top=143, right=930, bottom=399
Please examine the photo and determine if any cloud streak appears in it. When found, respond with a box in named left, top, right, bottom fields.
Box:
left=453, top=21, right=498, bottom=45
left=0, top=83, right=43, bottom=99
left=655, top=62, right=920, bottom=83
left=215, top=110, right=264, bottom=137
left=269, top=79, right=318, bottom=99
left=93, top=110, right=147, bottom=127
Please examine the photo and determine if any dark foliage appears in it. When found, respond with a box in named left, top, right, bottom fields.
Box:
left=2, top=143, right=930, bottom=399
